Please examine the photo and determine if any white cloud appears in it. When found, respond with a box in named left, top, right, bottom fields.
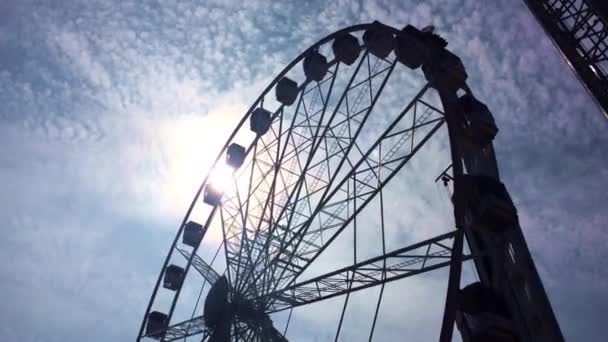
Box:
left=0, top=0, right=606, bottom=341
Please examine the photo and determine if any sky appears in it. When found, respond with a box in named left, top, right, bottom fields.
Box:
left=0, top=0, right=607, bottom=341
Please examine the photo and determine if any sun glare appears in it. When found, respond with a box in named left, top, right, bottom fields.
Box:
left=159, top=99, right=247, bottom=219
left=207, top=162, right=235, bottom=193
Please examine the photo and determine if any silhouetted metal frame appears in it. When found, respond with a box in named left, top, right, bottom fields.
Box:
left=240, top=58, right=400, bottom=298
left=223, top=63, right=341, bottom=294
left=234, top=53, right=390, bottom=295
left=137, top=23, right=379, bottom=341
left=253, top=86, right=442, bottom=300
left=524, top=0, right=608, bottom=120
left=264, top=231, right=471, bottom=312
left=139, top=22, right=564, bottom=342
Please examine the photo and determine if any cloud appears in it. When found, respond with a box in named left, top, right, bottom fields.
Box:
left=0, top=0, right=606, bottom=341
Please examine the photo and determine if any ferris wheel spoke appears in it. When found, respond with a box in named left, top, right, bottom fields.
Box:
left=222, top=117, right=294, bottom=289
left=299, top=83, right=329, bottom=138
left=243, top=57, right=398, bottom=297
left=232, top=124, right=322, bottom=292
left=267, top=65, right=398, bottom=272
left=270, top=116, right=444, bottom=292
left=259, top=87, right=444, bottom=295
left=243, top=321, right=289, bottom=342
left=222, top=97, right=303, bottom=288
left=140, top=23, right=564, bottom=342
left=175, top=247, right=221, bottom=285
left=252, top=54, right=373, bottom=262
left=234, top=64, right=345, bottom=294
left=147, top=315, right=210, bottom=342
left=298, top=104, right=441, bottom=255
left=262, top=230, right=471, bottom=313
left=234, top=78, right=323, bottom=277
left=301, top=58, right=383, bottom=189
left=272, top=88, right=321, bottom=208
left=283, top=54, right=389, bottom=230
left=230, top=144, right=259, bottom=288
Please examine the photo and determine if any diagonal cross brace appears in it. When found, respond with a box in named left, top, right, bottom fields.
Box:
left=176, top=247, right=221, bottom=285
left=262, top=230, right=473, bottom=312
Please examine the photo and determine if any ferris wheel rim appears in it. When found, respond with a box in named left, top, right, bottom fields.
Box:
left=138, top=22, right=446, bottom=341
left=136, top=18, right=566, bottom=342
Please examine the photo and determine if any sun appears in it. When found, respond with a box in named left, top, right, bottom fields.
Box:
left=159, top=102, right=244, bottom=220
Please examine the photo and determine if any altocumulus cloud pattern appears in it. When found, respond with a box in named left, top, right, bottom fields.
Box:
left=0, top=0, right=606, bottom=341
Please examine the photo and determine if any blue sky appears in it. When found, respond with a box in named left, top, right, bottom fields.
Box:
left=0, top=0, right=607, bottom=341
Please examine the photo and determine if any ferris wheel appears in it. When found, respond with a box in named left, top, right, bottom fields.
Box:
left=137, top=22, right=564, bottom=342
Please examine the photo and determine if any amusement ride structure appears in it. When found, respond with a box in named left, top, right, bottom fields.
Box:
left=137, top=3, right=607, bottom=340
left=524, top=0, right=607, bottom=119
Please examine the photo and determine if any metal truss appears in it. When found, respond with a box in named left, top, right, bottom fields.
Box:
left=176, top=247, right=221, bottom=284
left=151, top=230, right=469, bottom=340
left=524, top=0, right=608, bottom=119
left=140, top=22, right=564, bottom=342
left=219, top=51, right=401, bottom=298
left=256, top=95, right=445, bottom=298
left=152, top=316, right=254, bottom=342
left=151, top=316, right=210, bottom=342
left=264, top=231, right=472, bottom=312
left=233, top=93, right=444, bottom=299
left=219, top=88, right=327, bottom=296
left=218, top=63, right=342, bottom=292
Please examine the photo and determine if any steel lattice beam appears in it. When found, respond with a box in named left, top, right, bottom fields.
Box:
left=151, top=317, right=260, bottom=342
left=263, top=231, right=472, bottom=312
left=225, top=52, right=399, bottom=296
left=254, top=93, right=446, bottom=297
left=255, top=57, right=395, bottom=288
left=140, top=23, right=567, bottom=342
left=524, top=0, right=608, bottom=119
left=147, top=315, right=210, bottom=342
left=176, top=247, right=221, bottom=285
left=219, top=64, right=342, bottom=292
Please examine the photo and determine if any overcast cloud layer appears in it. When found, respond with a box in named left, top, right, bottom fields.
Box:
left=0, top=0, right=607, bottom=341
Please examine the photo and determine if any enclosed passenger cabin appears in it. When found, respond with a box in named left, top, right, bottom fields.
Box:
left=458, top=313, right=520, bottom=342
left=422, top=48, right=468, bottom=89
left=226, top=143, right=246, bottom=169
left=146, top=311, right=168, bottom=339
left=182, top=220, right=203, bottom=248
left=362, top=21, right=394, bottom=59
left=394, top=25, right=426, bottom=69
left=458, top=282, right=519, bottom=342
left=396, top=24, right=449, bottom=69
left=250, top=107, right=272, bottom=136
left=204, top=276, right=230, bottom=328
left=459, top=282, right=509, bottom=316
left=163, top=264, right=185, bottom=291
left=459, top=94, right=498, bottom=148
left=203, top=184, right=223, bottom=206
left=458, top=174, right=518, bottom=233
left=332, top=33, right=360, bottom=65
left=303, top=51, right=328, bottom=82
left=276, top=77, right=298, bottom=106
